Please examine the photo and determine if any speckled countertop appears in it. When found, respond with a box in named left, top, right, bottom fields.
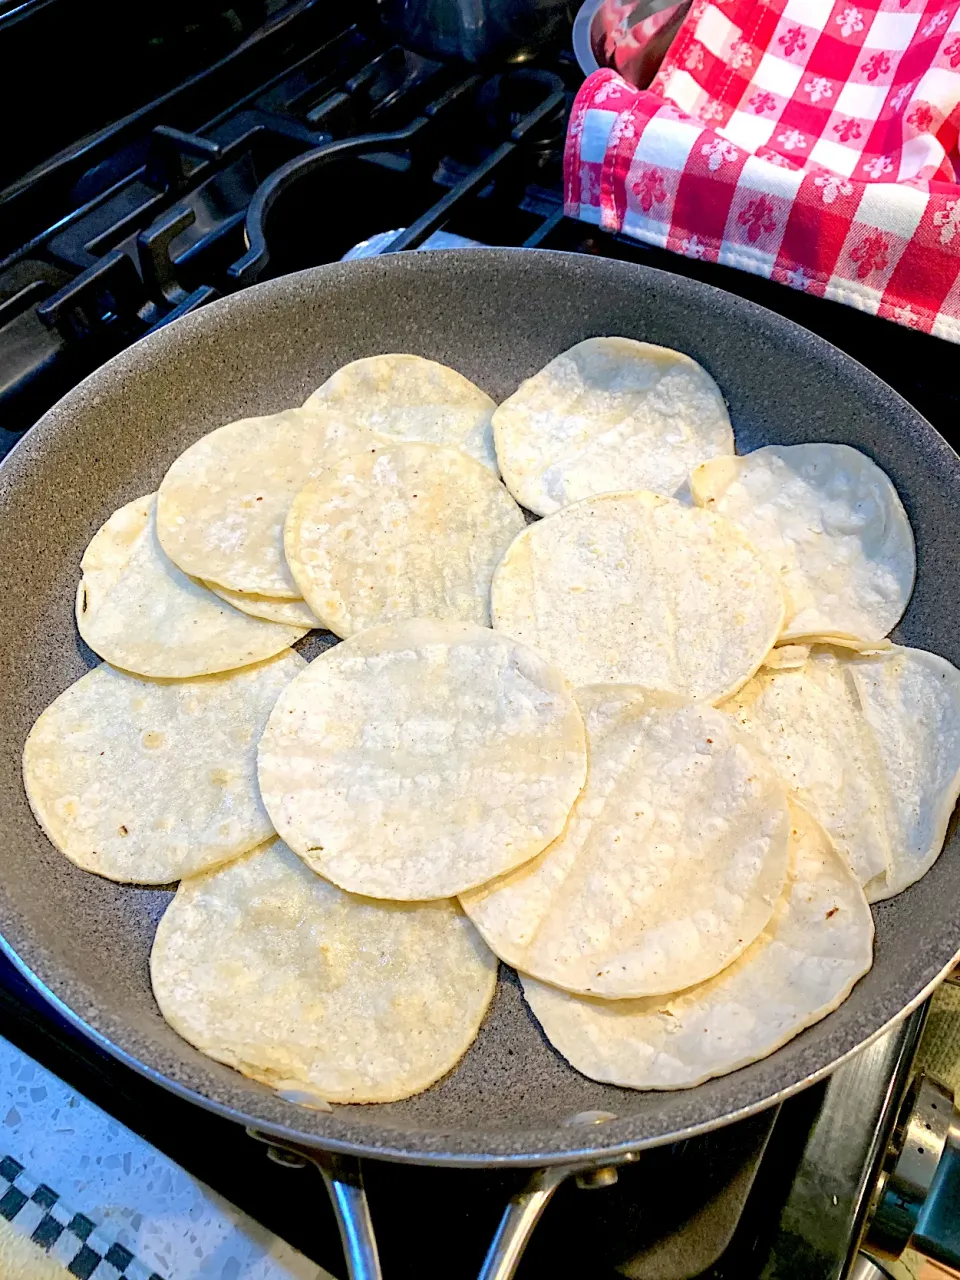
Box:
left=0, top=1034, right=336, bottom=1280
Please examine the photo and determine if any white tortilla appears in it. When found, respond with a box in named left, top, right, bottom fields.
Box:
left=77, top=495, right=307, bottom=678
left=691, top=444, right=915, bottom=646
left=723, top=645, right=960, bottom=899
left=23, top=651, right=304, bottom=883
left=723, top=649, right=889, bottom=889
left=522, top=801, right=873, bottom=1089
left=257, top=619, right=587, bottom=900
left=763, top=644, right=811, bottom=671
left=491, top=490, right=784, bottom=702
left=492, top=337, right=733, bottom=516
left=284, top=442, right=526, bottom=639
left=205, top=583, right=320, bottom=628
left=304, top=353, right=497, bottom=472
left=156, top=406, right=379, bottom=597
left=848, top=646, right=960, bottom=898
left=461, top=687, right=791, bottom=998
left=151, top=837, right=498, bottom=1104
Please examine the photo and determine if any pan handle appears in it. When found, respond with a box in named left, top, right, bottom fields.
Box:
left=250, top=1129, right=623, bottom=1280
left=477, top=1165, right=570, bottom=1280
left=315, top=1160, right=610, bottom=1280
left=312, top=1159, right=579, bottom=1280
left=308, top=1151, right=382, bottom=1280
left=248, top=1132, right=382, bottom=1280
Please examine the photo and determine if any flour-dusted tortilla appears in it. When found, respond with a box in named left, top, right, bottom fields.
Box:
left=491, top=490, right=784, bottom=702
left=284, top=443, right=526, bottom=639
left=151, top=838, right=498, bottom=1104
left=461, top=687, right=790, bottom=998
left=691, top=445, right=915, bottom=646
left=492, top=338, right=734, bottom=516
left=77, top=495, right=307, bottom=678
left=304, top=353, right=498, bottom=472
left=521, top=802, right=873, bottom=1089
left=23, top=651, right=304, bottom=883
left=205, top=583, right=320, bottom=629
left=156, top=407, right=380, bottom=597
left=258, top=619, right=587, bottom=900
left=723, top=645, right=960, bottom=899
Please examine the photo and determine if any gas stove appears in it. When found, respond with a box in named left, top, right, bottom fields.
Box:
left=2, top=3, right=960, bottom=1278
left=5, top=0, right=960, bottom=462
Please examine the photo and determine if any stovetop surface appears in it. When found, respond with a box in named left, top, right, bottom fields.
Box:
left=0, top=3, right=948, bottom=1277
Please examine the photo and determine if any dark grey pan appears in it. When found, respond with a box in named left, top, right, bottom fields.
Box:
left=0, top=249, right=957, bottom=1167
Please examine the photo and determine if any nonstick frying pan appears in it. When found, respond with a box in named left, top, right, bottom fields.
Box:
left=2, top=249, right=959, bottom=1279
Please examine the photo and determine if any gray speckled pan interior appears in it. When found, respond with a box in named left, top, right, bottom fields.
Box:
left=1, top=249, right=959, bottom=1168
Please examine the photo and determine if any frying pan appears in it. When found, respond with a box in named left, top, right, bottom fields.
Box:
left=2, top=248, right=959, bottom=1279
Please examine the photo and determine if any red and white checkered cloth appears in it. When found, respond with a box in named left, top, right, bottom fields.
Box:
left=565, top=0, right=960, bottom=340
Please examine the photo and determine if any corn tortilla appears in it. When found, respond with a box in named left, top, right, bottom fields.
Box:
left=284, top=443, right=525, bottom=639
left=691, top=444, right=915, bottom=646
left=492, top=337, right=733, bottom=516
left=462, top=686, right=791, bottom=998
left=77, top=495, right=306, bottom=678
left=23, top=651, right=304, bottom=883
left=304, top=353, right=497, bottom=472
left=156, top=406, right=379, bottom=597
left=257, top=619, right=587, bottom=900
left=491, top=490, right=784, bottom=702
left=151, top=837, right=498, bottom=1103
left=521, top=802, right=873, bottom=1089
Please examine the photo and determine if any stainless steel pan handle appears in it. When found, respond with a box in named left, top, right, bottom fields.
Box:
left=312, top=1152, right=383, bottom=1280
left=318, top=1158, right=621, bottom=1280
left=477, top=1166, right=570, bottom=1280
left=250, top=1128, right=624, bottom=1280
left=248, top=1132, right=383, bottom=1280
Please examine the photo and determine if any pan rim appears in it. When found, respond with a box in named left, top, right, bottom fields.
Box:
left=3, top=247, right=960, bottom=1165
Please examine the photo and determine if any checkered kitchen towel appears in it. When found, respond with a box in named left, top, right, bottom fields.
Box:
left=565, top=0, right=960, bottom=340
left=0, top=1155, right=163, bottom=1280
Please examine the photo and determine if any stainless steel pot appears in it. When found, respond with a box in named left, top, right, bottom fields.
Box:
left=377, top=0, right=575, bottom=63
left=572, top=0, right=693, bottom=87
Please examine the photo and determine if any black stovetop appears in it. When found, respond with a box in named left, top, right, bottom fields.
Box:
left=0, top=3, right=947, bottom=1276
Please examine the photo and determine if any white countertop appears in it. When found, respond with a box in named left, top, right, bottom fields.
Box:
left=0, top=1034, right=337, bottom=1280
